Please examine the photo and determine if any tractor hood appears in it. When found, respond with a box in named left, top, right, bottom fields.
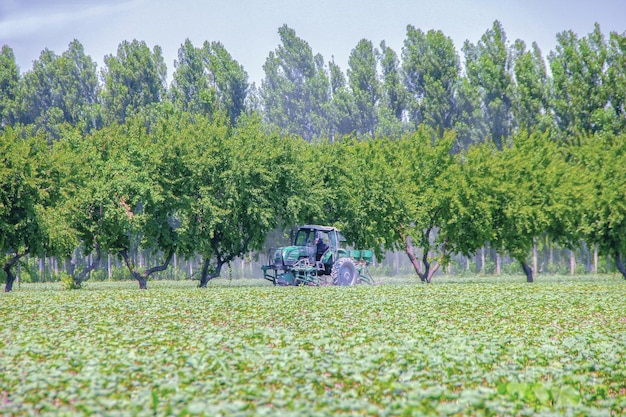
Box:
left=274, top=245, right=308, bottom=266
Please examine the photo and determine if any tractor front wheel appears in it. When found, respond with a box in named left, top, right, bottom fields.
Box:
left=331, top=258, right=357, bottom=286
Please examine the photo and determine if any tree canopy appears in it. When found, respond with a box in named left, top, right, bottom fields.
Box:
left=2, top=21, right=626, bottom=289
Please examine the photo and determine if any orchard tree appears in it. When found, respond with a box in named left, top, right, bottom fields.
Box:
left=68, top=118, right=179, bottom=289
left=1, top=129, right=76, bottom=292
left=334, top=129, right=488, bottom=283
left=573, top=133, right=626, bottom=279
left=466, top=132, right=576, bottom=282
left=329, top=137, right=407, bottom=261
left=163, top=113, right=309, bottom=287
left=392, top=130, right=489, bottom=282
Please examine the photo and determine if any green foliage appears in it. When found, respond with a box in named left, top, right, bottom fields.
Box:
left=59, top=272, right=82, bottom=290
left=170, top=39, right=248, bottom=124
left=2, top=21, right=626, bottom=287
left=402, top=26, right=460, bottom=135
left=1, top=278, right=625, bottom=415
left=549, top=23, right=609, bottom=141
left=462, top=21, right=515, bottom=149
left=101, top=40, right=167, bottom=125
left=347, top=39, right=380, bottom=137
left=325, top=128, right=488, bottom=282
left=512, top=40, right=552, bottom=133
left=378, top=41, right=406, bottom=132
left=14, top=40, right=99, bottom=137
left=571, top=133, right=626, bottom=272
left=464, top=131, right=577, bottom=279
left=0, top=128, right=77, bottom=290
left=606, top=31, right=626, bottom=133
left=0, top=45, right=20, bottom=127
left=261, top=25, right=330, bottom=141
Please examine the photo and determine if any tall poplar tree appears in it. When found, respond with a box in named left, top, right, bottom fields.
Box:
left=347, top=39, right=380, bottom=138
left=261, top=25, right=330, bottom=141
left=170, top=39, right=248, bottom=124
left=203, top=41, right=248, bottom=124
left=327, top=58, right=356, bottom=138
left=0, top=45, right=20, bottom=128
left=512, top=40, right=551, bottom=133
left=462, top=20, right=515, bottom=149
left=17, top=40, right=99, bottom=135
left=377, top=41, right=406, bottom=136
left=101, top=39, right=167, bottom=125
left=402, top=26, right=459, bottom=136
left=606, top=31, right=626, bottom=133
left=549, top=24, right=608, bottom=142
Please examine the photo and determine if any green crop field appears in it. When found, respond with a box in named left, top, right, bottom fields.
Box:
left=1, top=276, right=625, bottom=416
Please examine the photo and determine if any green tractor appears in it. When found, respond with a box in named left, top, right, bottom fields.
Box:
left=262, top=225, right=374, bottom=286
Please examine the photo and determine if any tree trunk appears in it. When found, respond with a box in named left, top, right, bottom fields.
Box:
left=72, top=251, right=102, bottom=287
left=199, top=258, right=224, bottom=288
left=402, top=234, right=438, bottom=283
left=404, top=234, right=426, bottom=282
left=120, top=249, right=173, bottom=290
left=480, top=247, right=486, bottom=274
left=4, top=268, right=16, bottom=292
left=521, top=261, right=533, bottom=283
left=4, top=253, right=23, bottom=292
left=425, top=261, right=440, bottom=283
left=496, top=253, right=501, bottom=275
left=136, top=273, right=148, bottom=289
left=615, top=253, right=626, bottom=280
left=570, top=250, right=576, bottom=275
left=39, top=257, right=45, bottom=283
left=533, top=241, right=538, bottom=276
left=549, top=245, right=554, bottom=273
left=395, top=251, right=400, bottom=275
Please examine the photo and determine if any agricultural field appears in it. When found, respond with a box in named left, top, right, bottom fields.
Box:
left=1, top=276, right=625, bottom=416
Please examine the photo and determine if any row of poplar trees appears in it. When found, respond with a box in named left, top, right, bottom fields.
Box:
left=1, top=21, right=625, bottom=290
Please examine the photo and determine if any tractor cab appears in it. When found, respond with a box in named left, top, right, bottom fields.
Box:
left=292, top=225, right=345, bottom=265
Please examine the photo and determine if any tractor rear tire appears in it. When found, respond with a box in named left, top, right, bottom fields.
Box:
left=331, top=258, right=357, bottom=286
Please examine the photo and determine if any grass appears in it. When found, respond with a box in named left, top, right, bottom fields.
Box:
left=1, top=275, right=625, bottom=416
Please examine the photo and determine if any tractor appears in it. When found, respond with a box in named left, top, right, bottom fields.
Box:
left=262, top=225, right=374, bottom=286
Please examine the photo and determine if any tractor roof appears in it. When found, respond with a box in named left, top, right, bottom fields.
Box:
left=298, top=225, right=340, bottom=233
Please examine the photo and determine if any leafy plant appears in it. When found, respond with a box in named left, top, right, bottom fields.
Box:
left=1, top=277, right=625, bottom=415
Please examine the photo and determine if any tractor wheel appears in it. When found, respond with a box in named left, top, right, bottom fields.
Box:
left=331, top=258, right=357, bottom=286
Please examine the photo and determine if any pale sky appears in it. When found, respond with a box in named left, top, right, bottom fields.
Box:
left=1, top=0, right=625, bottom=85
